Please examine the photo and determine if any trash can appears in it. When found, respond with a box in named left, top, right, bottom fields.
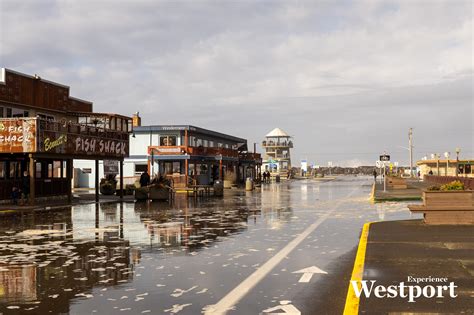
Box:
left=214, top=180, right=224, bottom=196
left=275, top=175, right=280, bottom=183
left=245, top=178, right=254, bottom=191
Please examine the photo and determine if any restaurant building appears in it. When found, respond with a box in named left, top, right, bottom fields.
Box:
left=0, top=68, right=131, bottom=203
left=417, top=159, right=474, bottom=178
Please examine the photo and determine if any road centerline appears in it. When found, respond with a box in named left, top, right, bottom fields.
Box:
left=204, top=185, right=362, bottom=315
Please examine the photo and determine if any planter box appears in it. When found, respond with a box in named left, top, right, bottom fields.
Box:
left=409, top=190, right=474, bottom=225
left=149, top=185, right=170, bottom=201
left=135, top=187, right=149, bottom=201
left=423, top=190, right=473, bottom=208
left=386, top=177, right=407, bottom=189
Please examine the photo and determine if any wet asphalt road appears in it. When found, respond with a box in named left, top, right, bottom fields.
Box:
left=0, top=177, right=420, bottom=314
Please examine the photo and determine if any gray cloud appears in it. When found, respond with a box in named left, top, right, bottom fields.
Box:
left=1, top=0, right=472, bottom=166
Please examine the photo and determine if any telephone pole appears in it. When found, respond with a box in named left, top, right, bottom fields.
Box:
left=409, top=128, right=413, bottom=178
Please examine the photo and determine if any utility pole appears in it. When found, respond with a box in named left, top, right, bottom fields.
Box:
left=409, top=128, right=413, bottom=178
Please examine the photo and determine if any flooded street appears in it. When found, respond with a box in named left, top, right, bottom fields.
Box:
left=0, top=177, right=421, bottom=314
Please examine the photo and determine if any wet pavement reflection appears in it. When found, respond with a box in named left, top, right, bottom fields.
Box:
left=0, top=177, right=420, bottom=314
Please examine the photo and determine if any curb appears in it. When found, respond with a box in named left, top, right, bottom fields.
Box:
left=343, top=222, right=372, bottom=315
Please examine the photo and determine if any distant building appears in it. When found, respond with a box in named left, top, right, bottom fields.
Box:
left=417, top=159, right=474, bottom=178
left=261, top=128, right=293, bottom=177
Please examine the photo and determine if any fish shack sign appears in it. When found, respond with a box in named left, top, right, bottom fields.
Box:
left=74, top=136, right=128, bottom=157
left=38, top=134, right=128, bottom=157
left=0, top=119, right=37, bottom=153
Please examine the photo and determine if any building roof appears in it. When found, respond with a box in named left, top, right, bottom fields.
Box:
left=133, top=125, right=246, bottom=143
left=265, top=127, right=290, bottom=137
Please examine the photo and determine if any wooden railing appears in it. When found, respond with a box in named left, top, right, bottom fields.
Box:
left=262, top=141, right=293, bottom=148
left=149, top=146, right=239, bottom=158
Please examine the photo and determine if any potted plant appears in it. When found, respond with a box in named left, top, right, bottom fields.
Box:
left=148, top=175, right=172, bottom=201
left=423, top=181, right=472, bottom=207
left=125, top=184, right=135, bottom=195
left=100, top=174, right=117, bottom=195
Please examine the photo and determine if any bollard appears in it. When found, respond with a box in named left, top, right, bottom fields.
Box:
left=245, top=178, right=254, bottom=191
left=214, top=180, right=224, bottom=196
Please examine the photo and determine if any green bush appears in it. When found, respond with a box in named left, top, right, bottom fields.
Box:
left=440, top=180, right=464, bottom=191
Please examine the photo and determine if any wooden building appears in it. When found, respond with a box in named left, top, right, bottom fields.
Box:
left=0, top=68, right=131, bottom=203
left=130, top=123, right=261, bottom=188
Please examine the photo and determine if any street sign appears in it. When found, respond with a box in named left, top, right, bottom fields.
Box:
left=292, top=266, right=327, bottom=283
left=379, top=154, right=390, bottom=161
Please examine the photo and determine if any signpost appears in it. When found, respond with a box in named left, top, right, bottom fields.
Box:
left=378, top=154, right=390, bottom=192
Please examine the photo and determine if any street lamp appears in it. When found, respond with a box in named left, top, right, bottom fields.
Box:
left=444, top=152, right=450, bottom=176
left=436, top=153, right=440, bottom=175
left=455, top=148, right=461, bottom=177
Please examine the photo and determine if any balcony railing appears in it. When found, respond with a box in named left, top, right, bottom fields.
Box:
left=262, top=140, right=293, bottom=148
left=149, top=146, right=240, bottom=158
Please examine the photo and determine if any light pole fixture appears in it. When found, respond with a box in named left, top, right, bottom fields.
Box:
left=455, top=147, right=461, bottom=177
left=444, top=152, right=450, bottom=176
left=436, top=153, right=440, bottom=175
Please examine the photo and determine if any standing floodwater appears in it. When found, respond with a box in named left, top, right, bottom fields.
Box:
left=0, top=178, right=419, bottom=314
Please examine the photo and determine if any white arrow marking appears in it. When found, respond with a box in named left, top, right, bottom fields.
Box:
left=262, top=301, right=301, bottom=315
left=292, top=266, right=327, bottom=283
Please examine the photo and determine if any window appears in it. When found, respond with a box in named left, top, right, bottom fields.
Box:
left=0, top=162, right=5, bottom=179
left=9, top=161, right=20, bottom=179
left=188, top=163, right=195, bottom=176
left=160, top=136, right=177, bottom=146
left=53, top=161, right=62, bottom=178
left=209, top=141, right=214, bottom=147
left=36, top=162, right=42, bottom=178
left=6, top=108, right=12, bottom=118
left=135, top=164, right=148, bottom=175
left=0, top=107, right=3, bottom=118
left=173, top=162, right=181, bottom=173
left=63, top=162, right=67, bottom=178
left=203, top=140, right=208, bottom=147
left=47, top=163, right=53, bottom=178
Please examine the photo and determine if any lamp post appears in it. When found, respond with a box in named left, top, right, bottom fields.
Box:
left=455, top=148, right=460, bottom=177
left=436, top=153, right=440, bottom=175
left=444, top=152, right=450, bottom=176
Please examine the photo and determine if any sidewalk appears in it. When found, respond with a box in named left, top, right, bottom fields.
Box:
left=372, top=179, right=429, bottom=202
left=348, top=220, right=474, bottom=314
left=0, top=192, right=134, bottom=215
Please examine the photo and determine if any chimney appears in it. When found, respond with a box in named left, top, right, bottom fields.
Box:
left=132, top=112, right=141, bottom=127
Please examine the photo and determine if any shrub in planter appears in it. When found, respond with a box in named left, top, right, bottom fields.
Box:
left=440, top=180, right=464, bottom=191
left=427, top=185, right=441, bottom=191
left=125, top=184, right=135, bottom=195
left=135, top=187, right=148, bottom=201
left=100, top=174, right=117, bottom=195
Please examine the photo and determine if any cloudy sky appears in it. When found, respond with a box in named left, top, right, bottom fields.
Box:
left=1, top=0, right=472, bottom=166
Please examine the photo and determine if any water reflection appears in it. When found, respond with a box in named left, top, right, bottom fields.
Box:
left=0, top=206, right=136, bottom=314
left=0, top=179, right=413, bottom=314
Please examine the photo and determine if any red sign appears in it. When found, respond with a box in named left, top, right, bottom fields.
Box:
left=0, top=119, right=36, bottom=153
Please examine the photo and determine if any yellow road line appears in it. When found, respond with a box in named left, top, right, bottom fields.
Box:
left=369, top=183, right=375, bottom=202
left=343, top=222, right=372, bottom=315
